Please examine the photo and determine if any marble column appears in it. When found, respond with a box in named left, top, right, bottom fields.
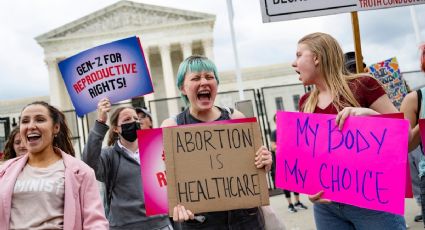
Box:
left=45, top=58, right=63, bottom=109
left=143, top=46, right=151, bottom=72
left=159, top=43, right=179, bottom=117
left=143, top=47, right=154, bottom=103
left=181, top=41, right=192, bottom=59
left=202, top=39, right=214, bottom=61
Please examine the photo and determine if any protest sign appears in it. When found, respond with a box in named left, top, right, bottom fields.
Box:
left=163, top=121, right=269, bottom=216
left=276, top=111, right=409, bottom=215
left=373, top=113, right=412, bottom=198
left=138, top=118, right=258, bottom=216
left=138, top=128, right=167, bottom=216
left=368, top=57, right=408, bottom=109
left=260, top=0, right=425, bottom=22
left=58, top=36, right=153, bottom=117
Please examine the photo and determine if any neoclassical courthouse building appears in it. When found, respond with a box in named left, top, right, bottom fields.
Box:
left=2, top=1, right=422, bottom=155
left=0, top=1, right=306, bottom=154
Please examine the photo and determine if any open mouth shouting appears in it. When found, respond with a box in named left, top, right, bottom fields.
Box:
left=197, top=90, right=211, bottom=103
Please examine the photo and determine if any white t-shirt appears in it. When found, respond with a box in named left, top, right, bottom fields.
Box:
left=10, top=159, right=65, bottom=229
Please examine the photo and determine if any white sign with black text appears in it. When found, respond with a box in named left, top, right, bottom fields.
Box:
left=260, top=0, right=425, bottom=22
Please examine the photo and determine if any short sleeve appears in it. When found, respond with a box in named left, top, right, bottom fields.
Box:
left=298, top=92, right=311, bottom=112
left=355, top=76, right=387, bottom=108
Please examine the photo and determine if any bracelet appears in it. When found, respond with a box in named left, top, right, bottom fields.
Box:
left=97, top=119, right=106, bottom=124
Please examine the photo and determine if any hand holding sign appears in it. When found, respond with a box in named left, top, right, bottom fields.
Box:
left=163, top=122, right=270, bottom=216
left=308, top=190, right=331, bottom=204
left=173, top=205, right=195, bottom=223
left=255, top=146, right=273, bottom=171
left=138, top=117, right=261, bottom=216
left=97, top=98, right=111, bottom=123
left=276, top=111, right=408, bottom=215
left=335, top=107, right=378, bottom=130
left=58, top=36, right=153, bottom=117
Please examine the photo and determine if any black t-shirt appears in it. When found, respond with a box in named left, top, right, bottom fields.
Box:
left=270, top=130, right=277, bottom=143
left=176, top=106, right=233, bottom=125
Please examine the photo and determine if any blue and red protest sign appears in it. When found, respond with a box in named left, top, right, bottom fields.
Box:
left=58, top=36, right=153, bottom=117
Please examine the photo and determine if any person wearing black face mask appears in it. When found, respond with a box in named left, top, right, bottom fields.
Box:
left=82, top=98, right=172, bottom=230
left=120, top=121, right=141, bottom=142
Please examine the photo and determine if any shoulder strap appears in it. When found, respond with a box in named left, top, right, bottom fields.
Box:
left=419, top=88, right=425, bottom=119
left=417, top=89, right=422, bottom=122
left=176, top=108, right=190, bottom=125
left=223, top=106, right=234, bottom=115
left=417, top=89, right=425, bottom=155
left=176, top=112, right=185, bottom=125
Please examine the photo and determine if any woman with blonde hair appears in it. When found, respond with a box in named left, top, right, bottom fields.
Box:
left=294, top=32, right=405, bottom=229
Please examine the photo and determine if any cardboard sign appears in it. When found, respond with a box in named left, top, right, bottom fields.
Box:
left=163, top=122, right=269, bottom=215
left=58, top=36, right=153, bottom=117
left=276, top=111, right=408, bottom=215
left=368, top=57, right=408, bottom=109
left=138, top=118, right=258, bottom=216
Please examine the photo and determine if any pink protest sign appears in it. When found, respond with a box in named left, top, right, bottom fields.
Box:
left=372, top=113, right=412, bottom=198
left=138, top=128, right=167, bottom=216
left=138, top=117, right=257, bottom=216
left=275, top=111, right=409, bottom=215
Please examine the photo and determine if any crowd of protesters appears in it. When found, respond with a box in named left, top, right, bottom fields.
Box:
left=0, top=33, right=424, bottom=230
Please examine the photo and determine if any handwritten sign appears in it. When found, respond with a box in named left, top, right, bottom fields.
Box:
left=58, top=36, right=153, bottom=117
left=138, top=118, right=258, bottom=216
left=163, top=122, right=269, bottom=216
left=373, top=113, right=412, bottom=198
left=260, top=0, right=425, bottom=22
left=368, top=57, right=408, bottom=109
left=275, top=111, right=408, bottom=215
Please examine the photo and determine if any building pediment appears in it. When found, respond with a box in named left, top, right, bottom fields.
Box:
left=36, top=0, right=215, bottom=42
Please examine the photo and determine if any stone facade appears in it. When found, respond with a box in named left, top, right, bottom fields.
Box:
left=0, top=1, right=308, bottom=156
left=36, top=0, right=216, bottom=115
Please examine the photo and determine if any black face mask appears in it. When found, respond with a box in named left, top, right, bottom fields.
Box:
left=120, top=121, right=140, bottom=142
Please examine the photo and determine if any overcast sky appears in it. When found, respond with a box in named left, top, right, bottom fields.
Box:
left=0, top=0, right=424, bottom=100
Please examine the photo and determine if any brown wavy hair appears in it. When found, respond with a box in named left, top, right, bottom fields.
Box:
left=3, top=126, right=21, bottom=160
left=107, top=106, right=136, bottom=146
left=21, top=101, right=75, bottom=156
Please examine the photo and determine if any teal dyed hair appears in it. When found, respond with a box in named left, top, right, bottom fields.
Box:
left=176, top=55, right=219, bottom=104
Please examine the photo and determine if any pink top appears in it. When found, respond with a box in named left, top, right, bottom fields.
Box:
left=0, top=149, right=109, bottom=230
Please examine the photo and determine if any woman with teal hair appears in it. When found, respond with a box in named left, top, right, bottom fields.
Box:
left=161, top=55, right=272, bottom=229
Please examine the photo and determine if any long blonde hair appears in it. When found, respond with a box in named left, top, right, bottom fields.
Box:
left=299, top=32, right=362, bottom=113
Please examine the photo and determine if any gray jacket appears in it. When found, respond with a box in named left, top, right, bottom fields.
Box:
left=82, top=121, right=170, bottom=229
